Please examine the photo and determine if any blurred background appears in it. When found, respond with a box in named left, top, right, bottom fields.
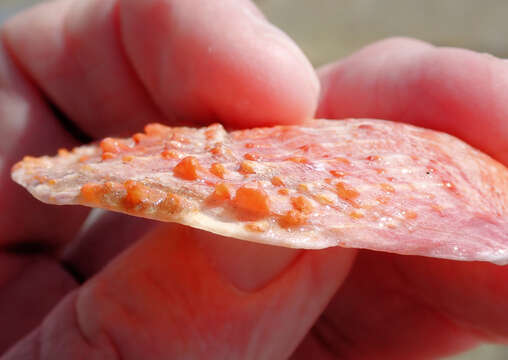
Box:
left=1, top=0, right=508, bottom=359
left=257, top=0, right=508, bottom=66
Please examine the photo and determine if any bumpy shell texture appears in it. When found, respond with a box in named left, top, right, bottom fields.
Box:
left=11, top=119, right=508, bottom=264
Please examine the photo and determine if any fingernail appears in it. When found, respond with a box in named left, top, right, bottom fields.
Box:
left=193, top=228, right=300, bottom=292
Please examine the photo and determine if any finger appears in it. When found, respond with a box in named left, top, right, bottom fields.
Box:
left=317, top=37, right=508, bottom=164
left=2, top=0, right=164, bottom=138
left=119, top=0, right=319, bottom=127
left=0, top=253, right=77, bottom=355
left=4, top=225, right=355, bottom=359
left=300, top=37, right=508, bottom=358
left=0, top=36, right=88, bottom=248
left=0, top=24, right=88, bottom=355
left=293, top=252, right=508, bottom=359
left=2, top=0, right=161, bottom=138
left=62, top=210, right=157, bottom=279
left=3, top=0, right=319, bottom=139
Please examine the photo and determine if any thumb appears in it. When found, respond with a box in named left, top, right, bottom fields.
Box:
left=3, top=225, right=355, bottom=360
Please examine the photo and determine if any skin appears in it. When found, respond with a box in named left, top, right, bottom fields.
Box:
left=0, top=0, right=507, bottom=359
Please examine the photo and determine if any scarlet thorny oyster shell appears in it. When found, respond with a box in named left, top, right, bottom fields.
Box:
left=12, top=119, right=508, bottom=264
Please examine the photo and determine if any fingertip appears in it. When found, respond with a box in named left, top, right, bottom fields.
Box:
left=316, top=37, right=434, bottom=119
left=208, top=32, right=320, bottom=128
left=120, top=0, right=319, bottom=128
left=220, top=17, right=321, bottom=127
left=317, top=37, right=508, bottom=163
left=191, top=228, right=301, bottom=292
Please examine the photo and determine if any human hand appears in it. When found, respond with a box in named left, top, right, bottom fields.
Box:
left=0, top=0, right=354, bottom=359
left=1, top=1, right=507, bottom=360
